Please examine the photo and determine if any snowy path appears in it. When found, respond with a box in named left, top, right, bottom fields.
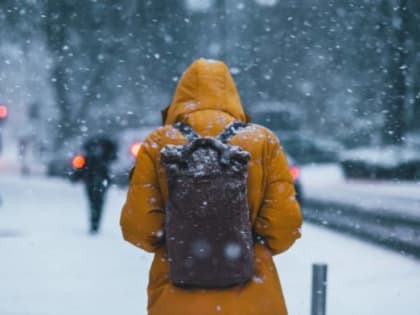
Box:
left=1, top=174, right=420, bottom=315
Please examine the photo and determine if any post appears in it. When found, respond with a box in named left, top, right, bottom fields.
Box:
left=311, top=264, right=327, bottom=315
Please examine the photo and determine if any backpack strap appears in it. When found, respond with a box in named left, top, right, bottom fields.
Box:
left=173, top=122, right=200, bottom=142
left=217, top=121, right=248, bottom=143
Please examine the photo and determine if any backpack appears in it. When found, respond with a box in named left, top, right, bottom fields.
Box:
left=160, top=121, right=254, bottom=288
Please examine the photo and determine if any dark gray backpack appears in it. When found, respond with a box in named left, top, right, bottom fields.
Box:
left=160, top=121, right=254, bottom=288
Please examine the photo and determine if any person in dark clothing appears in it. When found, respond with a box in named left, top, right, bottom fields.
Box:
left=73, top=135, right=117, bottom=234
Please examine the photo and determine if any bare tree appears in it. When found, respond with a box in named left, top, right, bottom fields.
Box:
left=382, top=0, right=409, bottom=144
left=43, top=0, right=74, bottom=144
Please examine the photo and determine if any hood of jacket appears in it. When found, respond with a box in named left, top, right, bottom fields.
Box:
left=163, top=59, right=248, bottom=125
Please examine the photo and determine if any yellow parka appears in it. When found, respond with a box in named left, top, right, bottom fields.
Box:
left=120, top=59, right=302, bottom=315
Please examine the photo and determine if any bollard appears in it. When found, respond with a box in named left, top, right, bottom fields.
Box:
left=311, top=263, right=328, bottom=315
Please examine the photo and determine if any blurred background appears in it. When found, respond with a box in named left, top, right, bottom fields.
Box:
left=1, top=1, right=420, bottom=315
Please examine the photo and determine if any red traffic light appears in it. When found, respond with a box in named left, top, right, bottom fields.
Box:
left=0, top=105, right=8, bottom=119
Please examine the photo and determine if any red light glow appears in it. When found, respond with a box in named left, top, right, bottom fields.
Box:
left=289, top=166, right=300, bottom=181
left=72, top=155, right=86, bottom=169
left=130, top=142, right=142, bottom=158
left=0, top=105, right=8, bottom=119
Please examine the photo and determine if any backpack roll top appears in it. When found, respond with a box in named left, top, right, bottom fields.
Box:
left=160, top=137, right=250, bottom=176
left=160, top=121, right=255, bottom=288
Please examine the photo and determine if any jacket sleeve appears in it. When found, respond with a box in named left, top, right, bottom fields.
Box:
left=120, top=137, right=164, bottom=252
left=254, top=134, right=303, bottom=255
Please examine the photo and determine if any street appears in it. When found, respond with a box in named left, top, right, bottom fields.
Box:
left=2, top=1, right=420, bottom=314
left=1, top=173, right=420, bottom=315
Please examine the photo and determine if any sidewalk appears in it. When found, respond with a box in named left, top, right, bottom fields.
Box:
left=1, top=173, right=420, bottom=315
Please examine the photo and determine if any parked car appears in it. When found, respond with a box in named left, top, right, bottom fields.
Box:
left=109, top=127, right=155, bottom=187
left=249, top=101, right=303, bottom=132
left=339, top=145, right=420, bottom=180
left=279, top=131, right=342, bottom=164
left=286, top=153, right=304, bottom=205
left=249, top=102, right=341, bottom=165
left=46, top=137, right=86, bottom=178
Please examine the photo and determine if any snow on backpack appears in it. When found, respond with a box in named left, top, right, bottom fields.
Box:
left=160, top=121, right=254, bottom=288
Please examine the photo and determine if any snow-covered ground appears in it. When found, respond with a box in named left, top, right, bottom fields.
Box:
left=301, top=163, right=420, bottom=220
left=1, top=171, right=420, bottom=315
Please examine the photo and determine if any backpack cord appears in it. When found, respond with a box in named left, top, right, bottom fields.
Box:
left=174, top=121, right=247, bottom=143
left=217, top=121, right=248, bottom=143
left=173, top=122, right=200, bottom=141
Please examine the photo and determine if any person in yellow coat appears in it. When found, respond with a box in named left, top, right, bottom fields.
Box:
left=120, top=59, right=302, bottom=315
